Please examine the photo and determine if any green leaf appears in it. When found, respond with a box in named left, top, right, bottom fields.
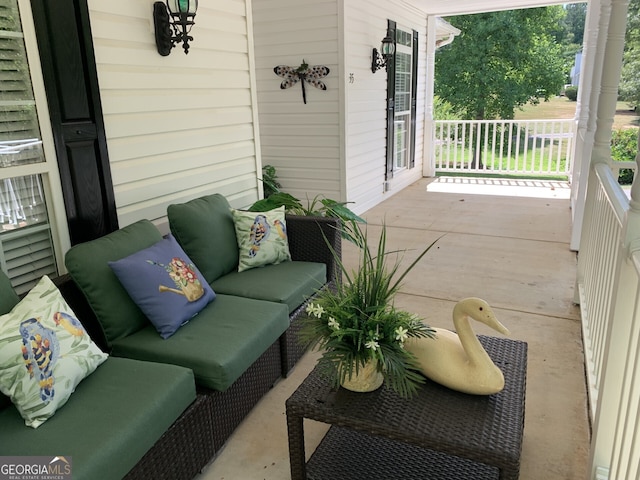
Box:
left=249, top=192, right=304, bottom=212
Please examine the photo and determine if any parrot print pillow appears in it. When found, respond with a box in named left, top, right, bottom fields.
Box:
left=0, top=275, right=108, bottom=428
left=108, top=234, right=215, bottom=339
left=232, top=206, right=292, bottom=272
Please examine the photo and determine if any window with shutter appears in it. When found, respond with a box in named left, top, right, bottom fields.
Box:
left=386, top=22, right=418, bottom=176
left=0, top=0, right=59, bottom=294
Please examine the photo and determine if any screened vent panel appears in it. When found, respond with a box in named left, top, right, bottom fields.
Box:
left=1, top=223, right=56, bottom=294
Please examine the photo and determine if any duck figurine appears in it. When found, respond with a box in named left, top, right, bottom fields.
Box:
left=405, top=297, right=510, bottom=395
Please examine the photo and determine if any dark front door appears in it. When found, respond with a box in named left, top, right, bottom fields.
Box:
left=30, top=0, right=117, bottom=245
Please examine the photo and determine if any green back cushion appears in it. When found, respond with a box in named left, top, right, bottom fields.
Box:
left=0, top=269, right=18, bottom=411
left=0, top=269, right=19, bottom=315
left=167, top=194, right=239, bottom=283
left=65, top=220, right=163, bottom=346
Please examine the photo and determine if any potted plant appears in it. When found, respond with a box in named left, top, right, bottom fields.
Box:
left=251, top=165, right=366, bottom=242
left=300, top=223, right=439, bottom=398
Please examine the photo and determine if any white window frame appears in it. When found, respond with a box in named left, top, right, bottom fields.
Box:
left=0, top=0, right=71, bottom=282
left=394, top=34, right=413, bottom=172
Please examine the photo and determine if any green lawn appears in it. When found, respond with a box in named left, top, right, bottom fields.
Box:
left=435, top=142, right=569, bottom=176
left=515, top=96, right=639, bottom=130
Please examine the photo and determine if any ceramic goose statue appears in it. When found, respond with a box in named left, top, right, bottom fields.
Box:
left=405, top=297, right=510, bottom=395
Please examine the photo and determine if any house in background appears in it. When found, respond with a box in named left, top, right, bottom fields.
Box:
left=571, top=50, right=583, bottom=86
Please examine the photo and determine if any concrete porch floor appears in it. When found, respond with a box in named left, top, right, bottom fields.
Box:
left=198, top=176, right=590, bottom=480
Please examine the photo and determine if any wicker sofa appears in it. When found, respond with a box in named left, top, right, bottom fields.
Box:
left=55, top=194, right=341, bottom=479
left=0, top=271, right=210, bottom=480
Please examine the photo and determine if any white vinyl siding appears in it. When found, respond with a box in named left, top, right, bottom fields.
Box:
left=252, top=0, right=341, bottom=203
left=88, top=0, right=263, bottom=229
left=344, top=1, right=427, bottom=214
left=253, top=0, right=428, bottom=216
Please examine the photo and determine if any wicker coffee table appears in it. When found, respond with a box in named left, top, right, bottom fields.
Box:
left=286, top=335, right=527, bottom=480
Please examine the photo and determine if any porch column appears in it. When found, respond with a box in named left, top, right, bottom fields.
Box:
left=586, top=0, right=631, bottom=477
left=569, top=0, right=603, bottom=250
left=422, top=15, right=437, bottom=177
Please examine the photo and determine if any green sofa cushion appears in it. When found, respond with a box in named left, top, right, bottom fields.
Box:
left=211, top=261, right=326, bottom=313
left=0, top=356, right=196, bottom=480
left=65, top=220, right=164, bottom=346
left=0, top=269, right=19, bottom=315
left=0, top=269, right=19, bottom=411
left=111, top=294, right=289, bottom=391
left=167, top=194, right=239, bottom=284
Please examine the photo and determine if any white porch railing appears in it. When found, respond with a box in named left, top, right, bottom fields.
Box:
left=434, top=119, right=576, bottom=176
left=577, top=152, right=640, bottom=479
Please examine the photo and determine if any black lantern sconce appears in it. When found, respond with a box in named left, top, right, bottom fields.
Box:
left=371, top=33, right=395, bottom=73
left=153, top=0, right=198, bottom=56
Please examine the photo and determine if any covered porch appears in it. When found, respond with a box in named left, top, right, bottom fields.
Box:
left=197, top=176, right=589, bottom=480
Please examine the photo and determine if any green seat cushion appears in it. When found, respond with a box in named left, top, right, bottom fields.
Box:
left=111, top=294, right=289, bottom=391
left=211, top=261, right=326, bottom=313
left=0, top=356, right=196, bottom=480
left=65, top=220, right=164, bottom=346
left=168, top=194, right=239, bottom=284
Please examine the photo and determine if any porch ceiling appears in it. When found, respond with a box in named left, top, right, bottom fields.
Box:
left=409, top=0, right=583, bottom=16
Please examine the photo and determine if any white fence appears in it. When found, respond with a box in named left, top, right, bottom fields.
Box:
left=434, top=119, right=576, bottom=176
left=577, top=155, right=640, bottom=479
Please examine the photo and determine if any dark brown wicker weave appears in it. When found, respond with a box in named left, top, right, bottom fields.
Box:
left=281, top=215, right=341, bottom=375
left=307, top=426, right=500, bottom=480
left=123, top=394, right=214, bottom=480
left=201, top=340, right=283, bottom=451
left=286, top=335, right=527, bottom=480
left=285, top=215, right=341, bottom=286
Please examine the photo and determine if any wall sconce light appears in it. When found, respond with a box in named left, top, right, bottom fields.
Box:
left=371, top=33, right=395, bottom=73
left=153, top=0, right=198, bottom=56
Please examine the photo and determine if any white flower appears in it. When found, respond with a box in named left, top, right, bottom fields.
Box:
left=365, top=339, right=380, bottom=351
left=305, top=303, right=325, bottom=318
left=395, top=326, right=409, bottom=343
left=328, top=317, right=340, bottom=330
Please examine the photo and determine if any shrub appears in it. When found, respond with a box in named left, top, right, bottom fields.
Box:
left=434, top=95, right=464, bottom=120
left=611, top=128, right=639, bottom=185
left=565, top=86, right=578, bottom=101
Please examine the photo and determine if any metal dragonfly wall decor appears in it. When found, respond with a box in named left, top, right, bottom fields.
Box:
left=274, top=59, right=329, bottom=104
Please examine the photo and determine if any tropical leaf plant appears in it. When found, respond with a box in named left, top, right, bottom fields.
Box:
left=251, top=165, right=366, bottom=243
left=299, top=222, right=442, bottom=398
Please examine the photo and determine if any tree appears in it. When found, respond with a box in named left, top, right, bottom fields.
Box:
left=619, top=0, right=640, bottom=109
left=435, top=7, right=567, bottom=120
left=562, top=3, right=587, bottom=46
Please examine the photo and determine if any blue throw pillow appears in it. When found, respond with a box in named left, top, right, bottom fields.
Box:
left=108, top=235, right=215, bottom=339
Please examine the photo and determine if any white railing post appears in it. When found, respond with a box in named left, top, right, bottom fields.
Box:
left=433, top=119, right=575, bottom=176
left=585, top=0, right=632, bottom=477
